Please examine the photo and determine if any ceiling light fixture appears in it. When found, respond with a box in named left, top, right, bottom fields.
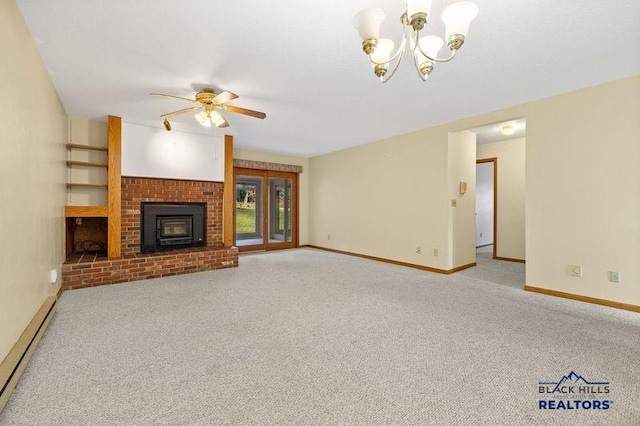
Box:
left=353, top=0, right=478, bottom=82
left=500, top=125, right=515, bottom=135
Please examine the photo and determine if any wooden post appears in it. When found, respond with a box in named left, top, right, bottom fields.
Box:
left=223, top=135, right=234, bottom=247
left=107, top=115, right=122, bottom=258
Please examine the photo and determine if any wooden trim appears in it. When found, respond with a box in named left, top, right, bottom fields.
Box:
left=233, top=159, right=302, bottom=174
left=56, top=287, right=63, bottom=299
left=477, top=157, right=498, bottom=259
left=0, top=297, right=57, bottom=412
left=495, top=256, right=525, bottom=263
left=66, top=160, right=108, bottom=168
left=65, top=205, right=108, bottom=218
left=66, top=143, right=108, bottom=152
left=525, top=286, right=640, bottom=313
left=223, top=135, right=235, bottom=248
left=107, top=115, right=122, bottom=259
left=66, top=183, right=108, bottom=189
left=307, top=245, right=475, bottom=275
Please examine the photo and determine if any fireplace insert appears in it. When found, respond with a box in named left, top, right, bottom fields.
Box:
left=141, top=203, right=206, bottom=253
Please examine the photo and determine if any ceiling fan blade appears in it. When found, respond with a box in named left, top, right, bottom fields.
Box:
left=225, top=105, right=266, bottom=119
left=150, top=93, right=198, bottom=104
left=216, top=116, right=230, bottom=128
left=160, top=106, right=201, bottom=119
left=212, top=91, right=238, bottom=104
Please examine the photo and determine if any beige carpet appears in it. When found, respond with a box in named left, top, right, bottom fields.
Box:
left=1, top=248, right=638, bottom=425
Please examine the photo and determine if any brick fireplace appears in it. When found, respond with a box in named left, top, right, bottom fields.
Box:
left=61, top=177, right=238, bottom=290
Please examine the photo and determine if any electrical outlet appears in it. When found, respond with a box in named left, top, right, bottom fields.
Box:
left=608, top=271, right=620, bottom=283
left=327, top=234, right=331, bottom=240
left=570, top=265, right=582, bottom=277
left=433, top=248, right=439, bottom=257
left=451, top=199, right=457, bottom=207
left=50, top=269, right=58, bottom=284
left=416, top=247, right=421, bottom=254
left=75, top=218, right=82, bottom=225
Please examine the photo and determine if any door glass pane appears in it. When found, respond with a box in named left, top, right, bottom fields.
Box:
left=235, top=175, right=263, bottom=246
left=268, top=177, right=292, bottom=243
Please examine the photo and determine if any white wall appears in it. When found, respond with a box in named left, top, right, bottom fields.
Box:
left=234, top=149, right=309, bottom=245
left=448, top=131, right=477, bottom=269
left=122, top=123, right=224, bottom=182
left=0, top=0, right=68, bottom=362
left=477, top=138, right=526, bottom=260
left=476, top=162, right=494, bottom=247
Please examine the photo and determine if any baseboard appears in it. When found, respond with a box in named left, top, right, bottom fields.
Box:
left=495, top=256, right=526, bottom=263
left=0, top=296, right=57, bottom=412
left=307, top=245, right=475, bottom=275
left=56, top=286, right=63, bottom=299
left=525, top=286, right=640, bottom=313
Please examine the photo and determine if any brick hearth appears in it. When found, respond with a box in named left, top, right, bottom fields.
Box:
left=62, top=177, right=238, bottom=290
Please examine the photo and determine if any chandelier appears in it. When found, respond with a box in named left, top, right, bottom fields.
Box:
left=353, top=1, right=478, bottom=82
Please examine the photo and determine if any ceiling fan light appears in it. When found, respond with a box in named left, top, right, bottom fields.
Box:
left=210, top=111, right=226, bottom=127
left=353, top=8, right=385, bottom=41
left=195, top=111, right=211, bottom=127
left=441, top=1, right=478, bottom=39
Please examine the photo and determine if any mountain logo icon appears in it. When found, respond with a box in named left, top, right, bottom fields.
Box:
left=539, top=371, right=609, bottom=393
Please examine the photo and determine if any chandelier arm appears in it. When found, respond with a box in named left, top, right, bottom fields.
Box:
left=414, top=39, right=458, bottom=63
left=412, top=52, right=430, bottom=80
left=380, top=38, right=407, bottom=83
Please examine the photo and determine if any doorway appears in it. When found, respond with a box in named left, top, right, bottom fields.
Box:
left=476, top=158, right=497, bottom=259
left=234, top=168, right=298, bottom=251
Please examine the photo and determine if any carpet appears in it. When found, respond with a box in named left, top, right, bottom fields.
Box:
left=1, top=248, right=638, bottom=425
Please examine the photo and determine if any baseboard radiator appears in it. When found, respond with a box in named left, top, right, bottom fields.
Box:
left=0, top=296, right=57, bottom=412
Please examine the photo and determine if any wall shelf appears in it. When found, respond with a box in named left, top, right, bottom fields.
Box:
left=66, top=160, right=108, bottom=168
left=65, top=205, right=108, bottom=217
left=66, top=183, right=108, bottom=189
left=66, top=143, right=108, bottom=152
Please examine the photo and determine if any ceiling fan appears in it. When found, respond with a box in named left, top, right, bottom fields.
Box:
left=150, top=88, right=266, bottom=131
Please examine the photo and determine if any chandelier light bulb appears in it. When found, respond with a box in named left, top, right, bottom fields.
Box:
left=352, top=8, right=385, bottom=41
left=441, top=1, right=479, bottom=40
left=370, top=38, right=395, bottom=63
left=419, top=35, right=444, bottom=58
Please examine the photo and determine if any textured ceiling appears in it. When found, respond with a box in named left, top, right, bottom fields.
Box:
left=16, top=0, right=640, bottom=157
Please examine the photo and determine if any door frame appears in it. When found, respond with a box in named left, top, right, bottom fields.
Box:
left=476, top=157, right=498, bottom=259
left=233, top=167, right=299, bottom=252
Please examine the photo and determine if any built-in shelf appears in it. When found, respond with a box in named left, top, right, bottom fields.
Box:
left=65, top=205, right=108, bottom=217
left=66, top=143, right=108, bottom=152
left=66, top=183, right=109, bottom=189
left=66, top=160, right=108, bottom=168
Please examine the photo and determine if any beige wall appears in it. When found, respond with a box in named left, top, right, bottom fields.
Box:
left=477, top=138, right=526, bottom=260
left=68, top=118, right=108, bottom=206
left=309, top=75, right=640, bottom=306
left=309, top=126, right=451, bottom=270
left=0, top=0, right=68, bottom=361
left=233, top=149, right=309, bottom=245
left=448, top=131, right=477, bottom=269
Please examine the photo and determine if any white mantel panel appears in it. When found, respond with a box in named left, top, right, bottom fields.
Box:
left=122, top=122, right=224, bottom=182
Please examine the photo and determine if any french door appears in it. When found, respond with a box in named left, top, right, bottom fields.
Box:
left=234, top=168, right=298, bottom=251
